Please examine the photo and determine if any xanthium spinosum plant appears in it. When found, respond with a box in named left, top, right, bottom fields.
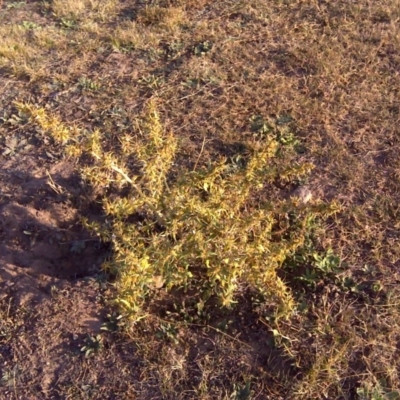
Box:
left=17, top=100, right=340, bottom=320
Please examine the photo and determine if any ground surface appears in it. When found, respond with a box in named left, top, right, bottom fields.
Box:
left=1, top=0, right=400, bottom=399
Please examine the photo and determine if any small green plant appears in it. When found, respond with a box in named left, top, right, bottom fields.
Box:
left=60, top=18, right=76, bottom=29
left=139, top=74, right=165, bottom=89
left=250, top=114, right=273, bottom=135
left=2, top=135, right=29, bottom=157
left=166, top=40, right=184, bottom=59
left=1, top=365, right=20, bottom=388
left=101, top=313, right=124, bottom=332
left=230, top=381, right=252, bottom=400
left=357, top=383, right=400, bottom=400
left=110, top=38, right=134, bottom=53
left=6, top=2, right=26, bottom=10
left=80, top=334, right=103, bottom=357
left=194, top=41, right=213, bottom=56
left=313, top=249, right=341, bottom=274
left=78, top=76, right=101, bottom=91
left=21, top=21, right=39, bottom=30
left=285, top=247, right=342, bottom=289
left=250, top=114, right=301, bottom=149
left=156, top=322, right=179, bottom=344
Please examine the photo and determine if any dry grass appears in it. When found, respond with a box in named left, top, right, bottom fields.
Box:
left=1, top=0, right=400, bottom=398
left=51, top=0, right=118, bottom=22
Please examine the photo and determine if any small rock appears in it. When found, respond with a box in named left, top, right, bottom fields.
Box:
left=291, top=186, right=313, bottom=204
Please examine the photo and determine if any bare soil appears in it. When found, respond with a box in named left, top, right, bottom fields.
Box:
left=0, top=143, right=112, bottom=396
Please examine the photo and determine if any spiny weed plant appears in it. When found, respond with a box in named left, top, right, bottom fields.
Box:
left=17, top=100, right=339, bottom=321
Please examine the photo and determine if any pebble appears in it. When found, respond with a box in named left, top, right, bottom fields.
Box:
left=291, top=186, right=313, bottom=204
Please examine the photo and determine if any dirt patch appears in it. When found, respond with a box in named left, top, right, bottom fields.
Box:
left=0, top=152, right=107, bottom=305
left=0, top=148, right=116, bottom=397
left=0, top=279, right=143, bottom=399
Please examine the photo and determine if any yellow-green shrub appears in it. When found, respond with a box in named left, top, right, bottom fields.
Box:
left=18, top=101, right=339, bottom=320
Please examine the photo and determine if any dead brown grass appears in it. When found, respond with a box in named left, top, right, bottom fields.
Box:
left=1, top=0, right=400, bottom=398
